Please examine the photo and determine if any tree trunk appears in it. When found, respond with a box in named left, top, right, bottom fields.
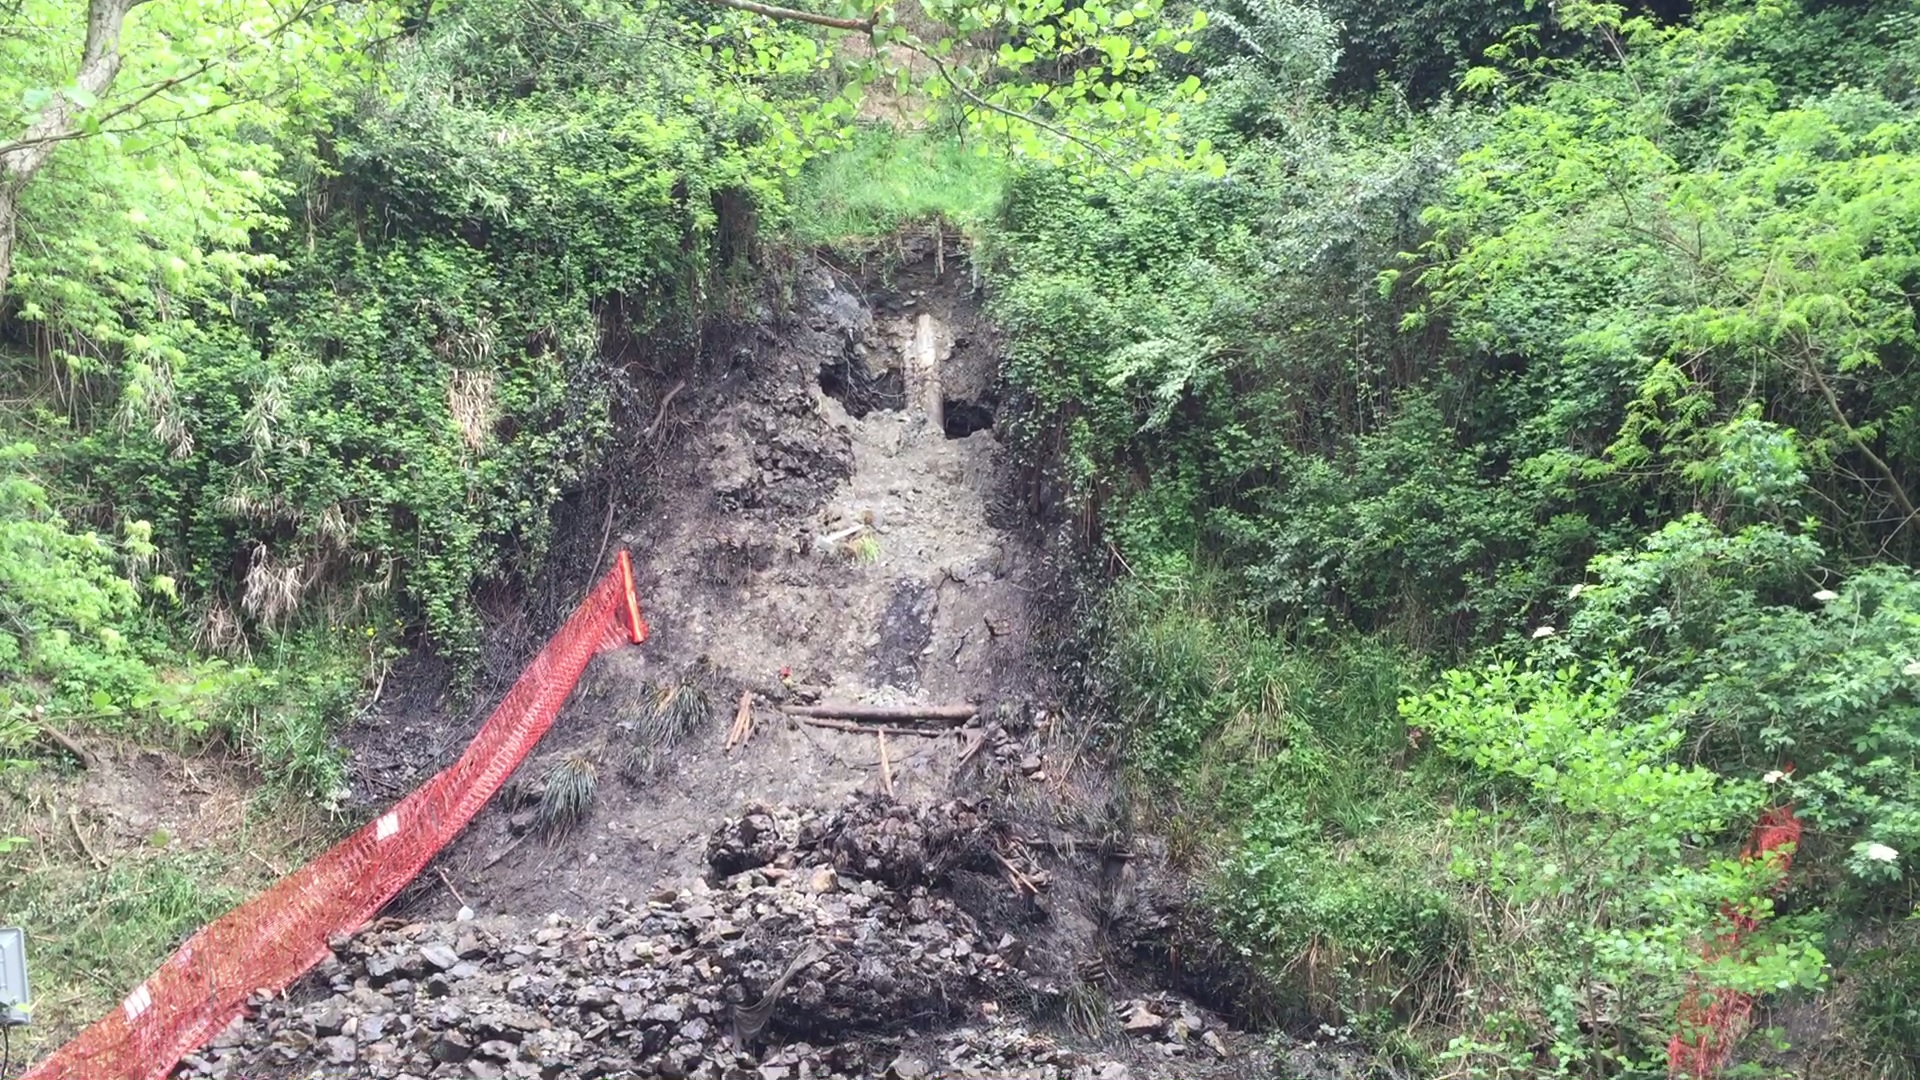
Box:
left=0, top=182, right=16, bottom=307
left=0, top=0, right=147, bottom=303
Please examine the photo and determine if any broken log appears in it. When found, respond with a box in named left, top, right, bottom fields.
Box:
left=790, top=716, right=956, bottom=738
left=781, top=703, right=975, bottom=723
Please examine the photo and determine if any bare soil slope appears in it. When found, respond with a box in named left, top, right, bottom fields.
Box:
left=203, top=238, right=1367, bottom=1080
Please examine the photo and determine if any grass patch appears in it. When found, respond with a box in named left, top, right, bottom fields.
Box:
left=0, top=788, right=327, bottom=1061
left=788, top=127, right=1010, bottom=247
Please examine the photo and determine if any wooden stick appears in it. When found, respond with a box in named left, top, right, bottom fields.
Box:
left=790, top=716, right=954, bottom=738
left=68, top=807, right=107, bottom=870
left=782, top=703, right=975, bottom=723
left=878, top=731, right=895, bottom=797
left=816, top=523, right=866, bottom=548
left=956, top=728, right=987, bottom=766
left=436, top=866, right=469, bottom=909
left=993, top=850, right=1038, bottom=894
left=726, top=689, right=754, bottom=752
left=38, top=725, right=94, bottom=769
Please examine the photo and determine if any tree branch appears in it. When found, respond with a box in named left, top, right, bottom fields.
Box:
left=918, top=46, right=1119, bottom=167
left=0, top=0, right=152, bottom=183
left=0, top=0, right=328, bottom=163
left=698, top=0, right=874, bottom=32
left=0, top=59, right=218, bottom=159
left=1795, top=345, right=1919, bottom=528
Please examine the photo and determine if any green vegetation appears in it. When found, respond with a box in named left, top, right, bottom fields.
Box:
left=1, top=0, right=1217, bottom=1050
left=0, top=794, right=323, bottom=1058
left=6, top=0, right=1920, bottom=1073
left=790, top=128, right=1011, bottom=247
left=983, top=0, right=1920, bottom=1072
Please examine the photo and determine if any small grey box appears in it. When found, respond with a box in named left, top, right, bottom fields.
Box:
left=0, top=927, right=28, bottom=1026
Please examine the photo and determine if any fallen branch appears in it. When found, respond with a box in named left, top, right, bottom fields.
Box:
left=699, top=0, right=874, bottom=31
left=993, top=849, right=1039, bottom=894
left=68, top=807, right=108, bottom=870
left=790, top=716, right=955, bottom=738
left=956, top=727, right=987, bottom=767
left=1013, top=834, right=1135, bottom=859
left=37, top=725, right=95, bottom=769
left=725, top=689, right=755, bottom=752
left=782, top=703, right=975, bottom=723
left=483, top=833, right=529, bottom=870
left=643, top=379, right=686, bottom=440
left=877, top=730, right=895, bottom=797
left=816, top=523, right=867, bottom=549
left=435, top=866, right=469, bottom=909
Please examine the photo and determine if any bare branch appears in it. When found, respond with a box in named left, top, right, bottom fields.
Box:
left=698, top=0, right=874, bottom=32
left=1785, top=342, right=1919, bottom=529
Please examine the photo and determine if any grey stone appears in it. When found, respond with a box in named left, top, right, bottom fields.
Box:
left=421, top=943, right=461, bottom=971
left=432, top=1030, right=474, bottom=1063
left=476, top=1039, right=519, bottom=1062
left=310, top=1003, right=346, bottom=1037
left=319, top=1035, right=357, bottom=1064
left=889, top=1054, right=931, bottom=1079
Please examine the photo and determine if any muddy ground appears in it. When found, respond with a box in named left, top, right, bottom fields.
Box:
left=284, top=235, right=1371, bottom=1078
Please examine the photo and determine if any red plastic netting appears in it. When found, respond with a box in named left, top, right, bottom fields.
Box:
left=22, top=552, right=648, bottom=1080
left=1667, top=803, right=1802, bottom=1078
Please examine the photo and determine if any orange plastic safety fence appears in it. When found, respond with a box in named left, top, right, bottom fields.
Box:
left=1667, top=804, right=1803, bottom=1079
left=22, top=552, right=647, bottom=1080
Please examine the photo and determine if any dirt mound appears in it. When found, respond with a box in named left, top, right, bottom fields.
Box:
left=181, top=798, right=1261, bottom=1080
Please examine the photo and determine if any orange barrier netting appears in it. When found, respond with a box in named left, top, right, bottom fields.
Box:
left=1667, top=804, right=1802, bottom=1079
left=22, top=551, right=649, bottom=1080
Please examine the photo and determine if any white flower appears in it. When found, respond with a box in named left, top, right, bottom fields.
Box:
left=1763, top=770, right=1785, bottom=785
left=1866, top=843, right=1899, bottom=864
left=1904, top=659, right=1920, bottom=677
left=1568, top=583, right=1587, bottom=599
left=1813, top=589, right=1840, bottom=602
left=1532, top=625, right=1557, bottom=639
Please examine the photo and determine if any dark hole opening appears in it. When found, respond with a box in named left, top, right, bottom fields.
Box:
left=942, top=399, right=995, bottom=439
left=819, top=354, right=906, bottom=418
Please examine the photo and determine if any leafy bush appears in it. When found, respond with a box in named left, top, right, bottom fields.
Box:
left=1550, top=517, right=1920, bottom=903
left=0, top=442, right=180, bottom=732
left=1217, top=813, right=1462, bottom=1030
left=1404, top=660, right=1826, bottom=1071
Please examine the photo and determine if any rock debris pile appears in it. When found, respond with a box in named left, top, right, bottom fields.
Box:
left=178, top=797, right=1256, bottom=1080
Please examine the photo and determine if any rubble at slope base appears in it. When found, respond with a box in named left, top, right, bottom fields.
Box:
left=180, top=796, right=1269, bottom=1080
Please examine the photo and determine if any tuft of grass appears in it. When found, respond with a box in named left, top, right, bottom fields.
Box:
left=640, top=681, right=712, bottom=745
left=843, top=533, right=882, bottom=564
left=1064, top=978, right=1112, bottom=1038
left=534, top=752, right=599, bottom=838
left=621, top=679, right=713, bottom=780
left=788, top=127, right=1010, bottom=247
